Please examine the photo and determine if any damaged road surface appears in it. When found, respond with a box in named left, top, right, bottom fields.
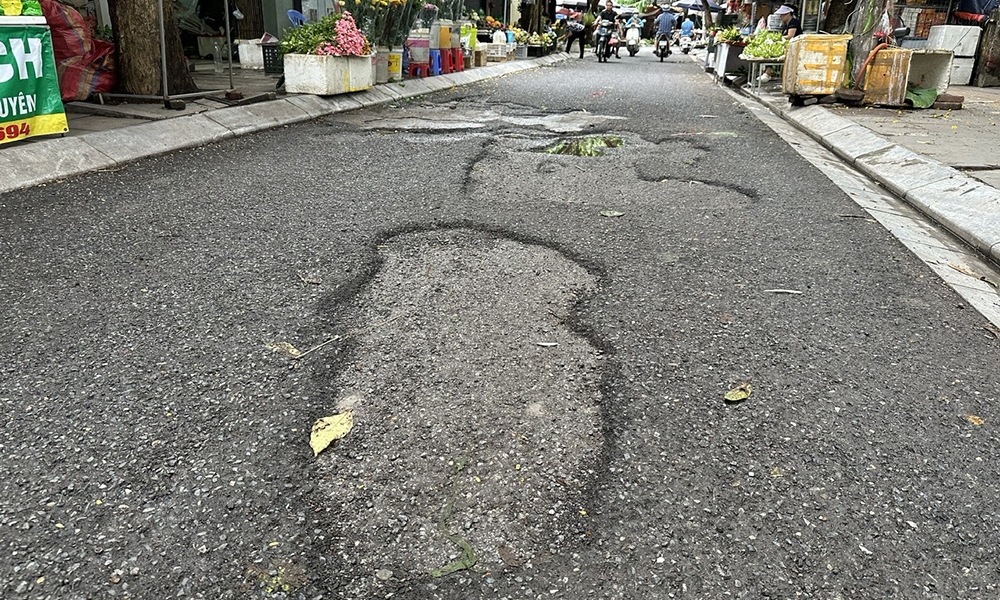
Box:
left=3, top=55, right=1000, bottom=600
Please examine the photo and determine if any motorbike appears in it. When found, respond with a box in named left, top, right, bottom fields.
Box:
left=610, top=30, right=622, bottom=58
left=625, top=20, right=642, bottom=56
left=595, top=19, right=615, bottom=62
left=679, top=33, right=692, bottom=54
left=655, top=32, right=671, bottom=62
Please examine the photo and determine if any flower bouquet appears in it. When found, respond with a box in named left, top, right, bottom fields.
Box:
left=279, top=12, right=371, bottom=56
left=383, top=0, right=421, bottom=50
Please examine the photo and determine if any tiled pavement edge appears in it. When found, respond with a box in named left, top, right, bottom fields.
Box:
left=3, top=53, right=570, bottom=195
left=748, top=90, right=1000, bottom=265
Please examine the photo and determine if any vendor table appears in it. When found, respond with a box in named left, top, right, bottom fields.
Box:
left=0, top=16, right=68, bottom=144
left=741, top=54, right=785, bottom=95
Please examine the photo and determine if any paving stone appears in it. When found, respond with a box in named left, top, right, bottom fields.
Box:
left=0, top=137, right=117, bottom=193
left=205, top=100, right=311, bottom=135
left=855, top=144, right=958, bottom=198
left=822, top=124, right=895, bottom=163
left=904, top=176, right=1000, bottom=255
left=84, top=114, right=234, bottom=163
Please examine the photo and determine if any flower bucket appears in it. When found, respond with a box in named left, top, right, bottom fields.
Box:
left=283, top=53, right=374, bottom=95
left=429, top=22, right=440, bottom=49
left=408, top=29, right=431, bottom=63
left=376, top=46, right=390, bottom=83
left=438, top=19, right=452, bottom=49
left=387, top=48, right=403, bottom=81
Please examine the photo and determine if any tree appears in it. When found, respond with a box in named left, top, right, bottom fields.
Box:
left=700, top=0, right=714, bottom=27
left=108, top=0, right=197, bottom=96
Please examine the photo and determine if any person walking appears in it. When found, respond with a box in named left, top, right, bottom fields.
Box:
left=565, top=11, right=587, bottom=58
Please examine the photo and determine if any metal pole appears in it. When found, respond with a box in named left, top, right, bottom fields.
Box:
left=224, top=0, right=234, bottom=90
left=158, top=0, right=170, bottom=106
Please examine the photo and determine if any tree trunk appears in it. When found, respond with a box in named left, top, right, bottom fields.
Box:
left=848, top=0, right=881, bottom=86
left=825, top=0, right=852, bottom=33
left=108, top=0, right=197, bottom=96
left=701, top=1, right=714, bottom=27
left=975, top=8, right=1000, bottom=86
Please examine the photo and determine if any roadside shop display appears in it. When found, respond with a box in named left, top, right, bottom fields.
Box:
left=279, top=12, right=375, bottom=95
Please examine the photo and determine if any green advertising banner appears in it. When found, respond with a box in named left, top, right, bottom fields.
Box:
left=0, top=24, right=68, bottom=145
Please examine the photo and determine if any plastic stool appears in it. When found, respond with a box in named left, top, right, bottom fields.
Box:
left=451, top=48, right=464, bottom=71
left=429, top=49, right=442, bottom=75
left=408, top=62, right=429, bottom=78
left=287, top=9, right=307, bottom=26
left=441, top=48, right=454, bottom=73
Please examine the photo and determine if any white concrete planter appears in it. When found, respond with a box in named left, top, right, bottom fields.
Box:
left=283, top=53, right=375, bottom=95
left=237, top=40, right=265, bottom=70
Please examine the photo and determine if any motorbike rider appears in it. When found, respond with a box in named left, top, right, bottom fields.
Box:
left=680, top=15, right=694, bottom=38
left=595, top=0, right=619, bottom=57
left=653, top=6, right=677, bottom=56
left=623, top=12, right=643, bottom=34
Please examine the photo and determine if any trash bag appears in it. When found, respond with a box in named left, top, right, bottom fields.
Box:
left=955, top=0, right=999, bottom=20
left=39, top=0, right=116, bottom=101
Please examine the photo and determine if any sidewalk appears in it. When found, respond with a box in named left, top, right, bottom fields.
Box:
left=725, top=57, right=1000, bottom=266
left=0, top=54, right=570, bottom=194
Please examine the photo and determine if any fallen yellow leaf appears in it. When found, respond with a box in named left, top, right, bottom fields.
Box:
left=310, top=412, right=354, bottom=456
left=967, top=415, right=985, bottom=426
left=724, top=382, right=752, bottom=403
left=267, top=341, right=303, bottom=358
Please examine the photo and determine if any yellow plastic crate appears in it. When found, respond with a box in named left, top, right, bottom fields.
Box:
left=782, top=34, right=853, bottom=95
left=863, top=47, right=912, bottom=106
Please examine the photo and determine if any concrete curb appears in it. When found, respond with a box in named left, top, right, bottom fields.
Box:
left=747, top=88, right=1000, bottom=265
left=4, top=53, right=570, bottom=195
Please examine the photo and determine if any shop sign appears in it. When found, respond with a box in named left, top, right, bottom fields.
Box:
left=0, top=25, right=67, bottom=145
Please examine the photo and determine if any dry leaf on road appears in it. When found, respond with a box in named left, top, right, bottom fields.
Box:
left=267, top=341, right=303, bottom=358
left=724, top=382, right=752, bottom=403
left=310, top=412, right=354, bottom=456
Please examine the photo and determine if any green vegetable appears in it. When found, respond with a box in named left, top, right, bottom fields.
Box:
left=742, top=31, right=787, bottom=58
left=718, top=26, right=744, bottom=43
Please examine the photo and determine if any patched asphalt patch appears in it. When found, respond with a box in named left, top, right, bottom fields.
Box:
left=316, top=228, right=603, bottom=596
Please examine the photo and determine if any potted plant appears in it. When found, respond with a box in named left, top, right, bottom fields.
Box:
left=279, top=12, right=374, bottom=95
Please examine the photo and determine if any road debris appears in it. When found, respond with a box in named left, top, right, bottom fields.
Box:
left=266, top=341, right=303, bottom=358
left=310, top=412, right=354, bottom=456
left=724, top=382, right=752, bottom=403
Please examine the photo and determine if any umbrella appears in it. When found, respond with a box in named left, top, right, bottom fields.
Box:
left=671, top=0, right=725, bottom=12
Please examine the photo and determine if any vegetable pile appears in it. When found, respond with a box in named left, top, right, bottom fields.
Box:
left=742, top=31, right=787, bottom=58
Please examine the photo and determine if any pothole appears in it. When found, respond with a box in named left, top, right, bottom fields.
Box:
left=317, top=228, right=603, bottom=594
left=335, top=106, right=625, bottom=134
left=542, top=135, right=624, bottom=157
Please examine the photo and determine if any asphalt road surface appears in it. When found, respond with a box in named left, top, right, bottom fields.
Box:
left=3, top=50, right=1000, bottom=600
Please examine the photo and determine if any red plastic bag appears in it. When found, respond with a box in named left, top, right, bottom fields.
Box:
left=40, top=0, right=116, bottom=101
